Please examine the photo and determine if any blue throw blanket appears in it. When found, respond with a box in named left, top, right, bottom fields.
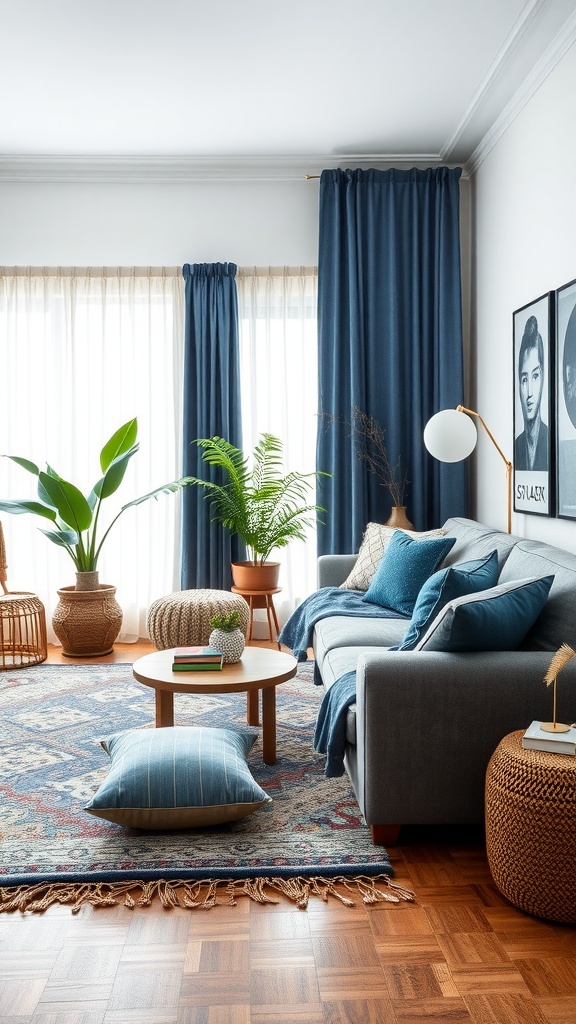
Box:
left=278, top=586, right=403, bottom=662
left=313, top=670, right=357, bottom=778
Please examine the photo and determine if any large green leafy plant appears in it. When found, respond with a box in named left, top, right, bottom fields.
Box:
left=189, top=433, right=327, bottom=566
left=0, top=418, right=191, bottom=576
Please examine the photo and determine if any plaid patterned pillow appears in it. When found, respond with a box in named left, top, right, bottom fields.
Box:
left=340, top=522, right=447, bottom=591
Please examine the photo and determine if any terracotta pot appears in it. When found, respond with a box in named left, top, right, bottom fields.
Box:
left=385, top=506, right=414, bottom=530
left=231, top=561, right=280, bottom=591
left=52, top=584, right=123, bottom=657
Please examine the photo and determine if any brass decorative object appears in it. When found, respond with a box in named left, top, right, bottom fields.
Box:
left=542, top=642, right=575, bottom=733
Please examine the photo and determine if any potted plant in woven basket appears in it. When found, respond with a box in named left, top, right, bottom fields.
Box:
left=208, top=609, right=245, bottom=664
left=0, top=418, right=192, bottom=657
left=187, top=433, right=329, bottom=590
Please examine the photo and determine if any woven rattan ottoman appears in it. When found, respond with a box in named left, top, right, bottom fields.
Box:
left=147, top=589, right=249, bottom=651
left=485, top=730, right=576, bottom=923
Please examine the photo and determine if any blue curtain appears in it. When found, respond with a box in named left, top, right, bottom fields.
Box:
left=181, top=262, right=243, bottom=589
left=316, top=166, right=467, bottom=555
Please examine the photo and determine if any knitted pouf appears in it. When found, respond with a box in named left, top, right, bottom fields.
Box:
left=147, top=589, right=249, bottom=651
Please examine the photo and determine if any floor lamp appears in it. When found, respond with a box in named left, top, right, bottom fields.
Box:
left=423, top=405, right=512, bottom=534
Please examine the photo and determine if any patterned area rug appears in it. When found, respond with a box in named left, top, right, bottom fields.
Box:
left=0, top=661, right=413, bottom=912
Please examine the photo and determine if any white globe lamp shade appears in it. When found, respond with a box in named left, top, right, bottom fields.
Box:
left=424, top=409, right=478, bottom=463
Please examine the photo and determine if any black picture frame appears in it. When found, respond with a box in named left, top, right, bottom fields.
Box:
left=555, top=278, right=576, bottom=519
left=513, top=292, right=554, bottom=517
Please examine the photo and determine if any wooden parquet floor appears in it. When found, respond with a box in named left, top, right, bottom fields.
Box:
left=1, top=642, right=575, bottom=1024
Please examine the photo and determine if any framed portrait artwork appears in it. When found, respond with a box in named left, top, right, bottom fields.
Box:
left=555, top=278, right=576, bottom=519
left=513, top=292, right=554, bottom=517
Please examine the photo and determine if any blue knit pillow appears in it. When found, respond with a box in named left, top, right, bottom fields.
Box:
left=85, top=726, right=271, bottom=829
left=414, top=575, right=554, bottom=652
left=362, top=530, right=456, bottom=616
left=397, top=550, right=499, bottom=650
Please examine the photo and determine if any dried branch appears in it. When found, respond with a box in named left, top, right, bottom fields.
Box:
left=319, top=408, right=409, bottom=507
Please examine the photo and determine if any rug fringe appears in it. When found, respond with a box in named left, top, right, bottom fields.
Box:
left=0, top=874, right=415, bottom=914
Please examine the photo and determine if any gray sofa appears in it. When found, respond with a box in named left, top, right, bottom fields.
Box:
left=314, top=517, right=576, bottom=844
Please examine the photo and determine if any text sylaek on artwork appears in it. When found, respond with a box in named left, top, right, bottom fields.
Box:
left=516, top=484, right=547, bottom=503
left=515, top=470, right=548, bottom=514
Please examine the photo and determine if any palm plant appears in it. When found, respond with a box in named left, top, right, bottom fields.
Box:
left=0, top=418, right=192, bottom=577
left=189, top=433, right=327, bottom=566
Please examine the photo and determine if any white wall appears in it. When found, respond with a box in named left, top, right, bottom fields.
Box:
left=0, top=179, right=320, bottom=266
left=473, top=42, right=576, bottom=550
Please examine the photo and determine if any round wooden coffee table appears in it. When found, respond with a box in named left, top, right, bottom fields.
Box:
left=133, top=647, right=297, bottom=764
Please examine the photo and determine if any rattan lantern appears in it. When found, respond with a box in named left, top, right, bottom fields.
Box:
left=0, top=521, right=47, bottom=669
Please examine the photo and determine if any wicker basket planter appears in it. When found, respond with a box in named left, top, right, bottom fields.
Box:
left=52, top=584, right=123, bottom=658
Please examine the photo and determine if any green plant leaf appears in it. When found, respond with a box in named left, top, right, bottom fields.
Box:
left=38, top=472, right=93, bottom=533
left=2, top=455, right=40, bottom=475
left=100, top=419, right=138, bottom=472
left=0, top=498, right=57, bottom=521
left=120, top=477, right=195, bottom=511
left=91, top=444, right=139, bottom=501
left=39, top=527, right=78, bottom=547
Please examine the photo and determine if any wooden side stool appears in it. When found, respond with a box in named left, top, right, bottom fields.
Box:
left=231, top=586, right=282, bottom=647
left=485, top=730, right=576, bottom=923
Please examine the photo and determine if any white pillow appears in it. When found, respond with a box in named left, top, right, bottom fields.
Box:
left=340, top=522, right=448, bottom=591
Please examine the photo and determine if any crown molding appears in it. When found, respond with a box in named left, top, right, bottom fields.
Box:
left=466, top=7, right=576, bottom=174
left=441, top=0, right=545, bottom=161
left=0, top=152, right=460, bottom=184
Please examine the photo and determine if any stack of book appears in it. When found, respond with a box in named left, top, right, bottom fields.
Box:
left=522, top=720, right=576, bottom=755
left=171, top=646, right=224, bottom=671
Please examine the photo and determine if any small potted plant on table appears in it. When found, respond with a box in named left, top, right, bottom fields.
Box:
left=208, top=609, right=246, bottom=664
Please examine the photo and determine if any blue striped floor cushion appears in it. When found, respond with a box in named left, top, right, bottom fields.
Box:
left=85, top=726, right=271, bottom=829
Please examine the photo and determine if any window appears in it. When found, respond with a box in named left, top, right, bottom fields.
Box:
left=237, top=267, right=319, bottom=622
left=0, top=267, right=184, bottom=641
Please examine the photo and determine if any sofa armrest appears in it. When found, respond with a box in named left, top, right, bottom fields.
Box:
left=352, top=650, right=576, bottom=827
left=317, top=554, right=357, bottom=589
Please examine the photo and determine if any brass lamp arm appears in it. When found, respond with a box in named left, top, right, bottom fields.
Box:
left=457, top=405, right=512, bottom=534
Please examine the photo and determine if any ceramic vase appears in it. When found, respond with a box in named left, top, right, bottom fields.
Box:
left=385, top=506, right=414, bottom=530
left=208, top=627, right=245, bottom=664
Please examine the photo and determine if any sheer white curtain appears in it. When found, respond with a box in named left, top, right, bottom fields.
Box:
left=237, top=267, right=319, bottom=628
left=0, top=267, right=184, bottom=643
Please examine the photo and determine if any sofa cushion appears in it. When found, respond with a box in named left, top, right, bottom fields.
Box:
left=85, top=726, right=271, bottom=829
left=317, top=645, right=392, bottom=746
left=397, top=550, right=499, bottom=651
left=440, top=517, right=519, bottom=571
left=339, top=522, right=447, bottom=591
left=497, top=540, right=576, bottom=651
left=414, top=576, right=554, bottom=653
left=362, top=531, right=456, bottom=616
left=313, top=613, right=408, bottom=662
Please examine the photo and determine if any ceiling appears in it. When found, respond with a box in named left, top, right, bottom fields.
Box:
left=1, top=0, right=575, bottom=180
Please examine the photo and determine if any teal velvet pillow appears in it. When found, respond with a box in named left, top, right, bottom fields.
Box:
left=397, top=550, right=499, bottom=650
left=414, top=575, right=554, bottom=652
left=85, top=726, right=271, bottom=829
left=362, top=530, right=456, bottom=616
